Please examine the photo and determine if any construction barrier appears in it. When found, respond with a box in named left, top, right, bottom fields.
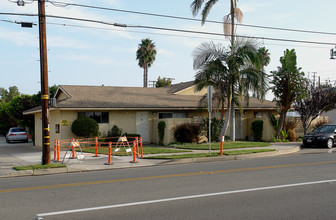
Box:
left=53, top=139, right=57, bottom=161
left=94, top=137, right=99, bottom=157
left=140, top=137, right=143, bottom=158
left=53, top=136, right=141, bottom=164
left=130, top=141, right=137, bottom=163
left=220, top=135, right=224, bottom=156
left=57, top=140, right=60, bottom=162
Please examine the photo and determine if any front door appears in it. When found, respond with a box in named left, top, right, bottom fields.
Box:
left=136, top=111, right=149, bottom=143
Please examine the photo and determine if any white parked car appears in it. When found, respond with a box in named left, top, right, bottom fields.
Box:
left=6, top=127, right=28, bottom=143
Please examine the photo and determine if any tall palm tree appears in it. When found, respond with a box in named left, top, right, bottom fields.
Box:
left=191, top=0, right=243, bottom=140
left=136, top=38, right=157, bottom=88
left=256, top=47, right=271, bottom=99
left=193, top=39, right=267, bottom=140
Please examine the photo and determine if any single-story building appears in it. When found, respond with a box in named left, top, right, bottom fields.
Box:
left=24, top=82, right=279, bottom=147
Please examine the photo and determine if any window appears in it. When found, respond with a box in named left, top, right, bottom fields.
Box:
left=78, top=112, right=109, bottom=123
left=158, top=112, right=173, bottom=119
left=158, top=112, right=187, bottom=119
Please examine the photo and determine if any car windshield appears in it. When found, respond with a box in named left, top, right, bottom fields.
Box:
left=313, top=125, right=336, bottom=133
left=10, top=128, right=26, bottom=132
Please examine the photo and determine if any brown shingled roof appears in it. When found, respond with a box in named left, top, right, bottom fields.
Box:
left=24, top=85, right=276, bottom=114
left=55, top=85, right=202, bottom=109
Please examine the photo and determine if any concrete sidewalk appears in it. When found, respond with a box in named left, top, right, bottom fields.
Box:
left=0, top=142, right=301, bottom=178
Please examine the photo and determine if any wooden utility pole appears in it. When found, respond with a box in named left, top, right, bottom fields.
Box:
left=38, top=0, right=50, bottom=164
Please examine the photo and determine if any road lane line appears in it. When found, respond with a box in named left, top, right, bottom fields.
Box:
left=36, top=178, right=336, bottom=218
left=2, top=160, right=336, bottom=194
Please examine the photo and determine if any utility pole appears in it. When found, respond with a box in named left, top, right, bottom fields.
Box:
left=10, top=0, right=50, bottom=164
left=312, top=72, right=317, bottom=87
left=38, top=0, right=50, bottom=164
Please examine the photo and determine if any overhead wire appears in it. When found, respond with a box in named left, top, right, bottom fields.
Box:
left=1, top=12, right=336, bottom=46
left=47, top=0, right=336, bottom=36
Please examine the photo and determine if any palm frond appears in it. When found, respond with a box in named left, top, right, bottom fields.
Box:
left=223, top=15, right=232, bottom=38
left=234, top=7, right=243, bottom=23
left=190, top=0, right=205, bottom=17
left=201, top=0, right=219, bottom=24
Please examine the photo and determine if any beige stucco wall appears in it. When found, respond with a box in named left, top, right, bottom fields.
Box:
left=33, top=108, right=288, bottom=147
left=109, top=111, right=136, bottom=134
left=34, top=112, right=42, bottom=147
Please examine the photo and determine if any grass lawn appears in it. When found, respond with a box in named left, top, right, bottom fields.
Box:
left=79, top=146, right=191, bottom=156
left=13, top=163, right=66, bottom=171
left=145, top=149, right=276, bottom=159
left=171, top=141, right=270, bottom=150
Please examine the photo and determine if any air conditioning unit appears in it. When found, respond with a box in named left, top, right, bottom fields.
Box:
left=49, top=98, right=57, bottom=108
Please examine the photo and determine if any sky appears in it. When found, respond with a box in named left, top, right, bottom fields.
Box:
left=1, top=0, right=336, bottom=100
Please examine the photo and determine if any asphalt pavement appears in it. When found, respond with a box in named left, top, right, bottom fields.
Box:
left=0, top=136, right=301, bottom=178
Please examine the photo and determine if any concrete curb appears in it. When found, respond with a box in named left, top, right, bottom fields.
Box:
left=0, top=145, right=301, bottom=178
left=163, top=145, right=301, bottom=165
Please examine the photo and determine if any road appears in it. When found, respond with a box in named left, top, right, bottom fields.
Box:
left=1, top=142, right=336, bottom=220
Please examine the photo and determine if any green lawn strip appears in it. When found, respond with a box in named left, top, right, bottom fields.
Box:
left=145, top=149, right=276, bottom=160
left=171, top=141, right=270, bottom=150
left=13, top=163, right=66, bottom=171
left=78, top=146, right=191, bottom=156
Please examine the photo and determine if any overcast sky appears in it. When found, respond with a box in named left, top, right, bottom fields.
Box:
left=1, top=0, right=336, bottom=100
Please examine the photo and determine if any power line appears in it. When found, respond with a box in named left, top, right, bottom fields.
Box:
left=47, top=0, right=336, bottom=36
left=1, top=12, right=336, bottom=46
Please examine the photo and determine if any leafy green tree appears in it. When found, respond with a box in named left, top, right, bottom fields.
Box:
left=136, top=39, right=157, bottom=88
left=6, top=94, right=36, bottom=133
left=193, top=39, right=267, bottom=141
left=270, top=49, right=307, bottom=138
left=0, top=86, right=20, bottom=103
left=156, top=77, right=172, bottom=87
left=0, top=102, right=16, bottom=135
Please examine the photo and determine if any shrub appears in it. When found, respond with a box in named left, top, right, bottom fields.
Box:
left=173, top=123, right=201, bottom=143
left=251, top=120, right=263, bottom=141
left=157, top=121, right=166, bottom=145
left=106, top=125, right=123, bottom=142
left=107, top=125, right=123, bottom=138
left=71, top=117, right=99, bottom=138
left=202, top=117, right=224, bottom=141
left=284, top=118, right=299, bottom=141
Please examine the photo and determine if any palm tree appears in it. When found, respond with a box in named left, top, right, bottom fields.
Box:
left=191, top=0, right=243, bottom=140
left=136, top=38, right=157, bottom=88
left=256, top=47, right=271, bottom=99
left=193, top=39, right=267, bottom=140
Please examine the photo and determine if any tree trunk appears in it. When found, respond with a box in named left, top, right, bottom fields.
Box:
left=143, top=65, right=148, bottom=87
left=219, top=102, right=231, bottom=141
left=277, top=111, right=286, bottom=138
left=230, top=87, right=235, bottom=141
left=229, top=0, right=235, bottom=141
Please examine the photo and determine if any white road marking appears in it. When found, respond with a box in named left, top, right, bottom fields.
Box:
left=36, top=179, right=336, bottom=218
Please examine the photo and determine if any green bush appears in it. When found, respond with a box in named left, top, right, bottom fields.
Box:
left=173, top=123, right=201, bottom=143
left=106, top=125, right=123, bottom=142
left=203, top=117, right=224, bottom=141
left=107, top=125, right=123, bottom=137
left=157, top=121, right=166, bottom=145
left=71, top=117, right=99, bottom=138
left=251, top=120, right=263, bottom=141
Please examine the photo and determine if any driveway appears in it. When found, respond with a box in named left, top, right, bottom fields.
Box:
left=0, top=136, right=41, bottom=176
